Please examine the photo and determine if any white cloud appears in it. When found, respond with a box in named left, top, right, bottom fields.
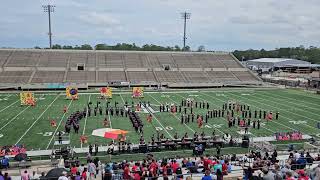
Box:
left=78, top=12, right=120, bottom=27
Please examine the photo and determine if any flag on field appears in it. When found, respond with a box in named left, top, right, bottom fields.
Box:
left=20, top=92, right=35, bottom=106
left=100, top=87, right=112, bottom=98
left=66, top=86, right=78, bottom=100
left=132, top=87, right=144, bottom=98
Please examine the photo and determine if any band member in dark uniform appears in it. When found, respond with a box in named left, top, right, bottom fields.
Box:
left=276, top=112, right=279, bottom=120
left=195, top=101, right=198, bottom=108
left=254, top=110, right=257, bottom=118
left=179, top=105, right=181, bottom=113
left=192, top=113, right=195, bottom=122
left=187, top=114, right=190, bottom=123
left=205, top=114, right=208, bottom=123
left=206, top=102, right=209, bottom=109
left=94, top=107, right=97, bottom=116
left=247, top=119, right=251, bottom=126
left=99, top=106, right=103, bottom=115
left=184, top=107, right=187, bottom=114
left=263, top=111, right=266, bottom=119
left=181, top=114, right=184, bottom=124
left=232, top=118, right=236, bottom=126
left=257, top=119, right=261, bottom=129
left=253, top=120, right=256, bottom=128
left=259, top=110, right=262, bottom=119
left=249, top=111, right=252, bottom=118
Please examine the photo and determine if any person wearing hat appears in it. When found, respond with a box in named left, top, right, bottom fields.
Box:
left=58, top=171, right=68, bottom=180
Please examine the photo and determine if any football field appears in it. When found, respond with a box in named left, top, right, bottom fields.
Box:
left=0, top=88, right=319, bottom=151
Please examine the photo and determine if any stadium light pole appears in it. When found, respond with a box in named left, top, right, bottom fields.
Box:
left=181, top=12, right=191, bottom=51
left=42, top=4, right=55, bottom=49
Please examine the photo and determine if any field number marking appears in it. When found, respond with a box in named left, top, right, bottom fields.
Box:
left=205, top=124, right=223, bottom=129
left=42, top=131, right=66, bottom=137
left=289, top=121, right=307, bottom=125
left=155, top=126, right=173, bottom=131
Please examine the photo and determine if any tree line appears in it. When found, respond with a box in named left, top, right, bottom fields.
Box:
left=233, top=46, right=320, bottom=64
left=34, top=44, right=320, bottom=64
left=35, top=43, right=193, bottom=52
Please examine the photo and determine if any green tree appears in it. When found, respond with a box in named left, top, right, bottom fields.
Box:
left=197, top=45, right=205, bottom=52
left=80, top=44, right=93, bottom=50
left=52, top=44, right=62, bottom=49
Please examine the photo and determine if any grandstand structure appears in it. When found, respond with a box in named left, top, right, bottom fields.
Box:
left=0, top=49, right=261, bottom=88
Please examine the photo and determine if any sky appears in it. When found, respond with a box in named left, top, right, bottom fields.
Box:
left=0, top=0, right=319, bottom=51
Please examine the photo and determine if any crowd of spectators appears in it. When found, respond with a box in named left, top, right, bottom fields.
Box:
left=1, top=151, right=320, bottom=179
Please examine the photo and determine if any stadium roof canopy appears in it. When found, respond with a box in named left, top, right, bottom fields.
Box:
left=246, top=58, right=320, bottom=68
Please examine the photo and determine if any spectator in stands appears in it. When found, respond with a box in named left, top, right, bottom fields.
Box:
left=297, top=154, right=307, bottom=169
left=81, top=168, right=88, bottom=180
left=58, top=171, right=68, bottom=180
left=3, top=173, right=11, bottom=180
left=71, top=164, right=78, bottom=175
left=30, top=171, right=39, bottom=180
left=21, top=170, right=30, bottom=180
left=1, top=156, right=9, bottom=169
left=297, top=169, right=309, bottom=180
left=305, top=152, right=314, bottom=165
left=88, top=160, right=96, bottom=178
left=213, top=161, right=222, bottom=174
left=285, top=171, right=295, bottom=180
left=39, top=172, right=46, bottom=180
left=75, top=172, right=81, bottom=180
left=261, top=167, right=274, bottom=180
left=216, top=169, right=223, bottom=180
left=202, top=170, right=212, bottom=180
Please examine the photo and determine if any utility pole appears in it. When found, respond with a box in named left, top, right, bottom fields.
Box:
left=43, top=4, right=55, bottom=49
left=181, top=12, right=191, bottom=51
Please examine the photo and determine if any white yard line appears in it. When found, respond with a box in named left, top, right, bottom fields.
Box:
left=175, top=93, right=228, bottom=136
left=287, top=90, right=320, bottom=101
left=104, top=98, right=113, bottom=129
left=221, top=92, right=318, bottom=131
left=142, top=94, right=174, bottom=139
left=151, top=93, right=195, bottom=133
left=0, top=106, right=30, bottom=131
left=258, top=92, right=320, bottom=111
left=198, top=92, right=276, bottom=135
left=15, top=94, right=60, bottom=145
left=81, top=94, right=92, bottom=148
left=0, top=99, right=20, bottom=113
left=46, top=100, right=73, bottom=149
left=119, top=93, right=125, bottom=104
left=244, top=92, right=320, bottom=122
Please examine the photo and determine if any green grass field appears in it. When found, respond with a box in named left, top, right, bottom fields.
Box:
left=0, top=88, right=319, bottom=151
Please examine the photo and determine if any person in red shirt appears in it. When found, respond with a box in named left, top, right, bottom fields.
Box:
left=71, top=164, right=78, bottom=175
left=123, top=164, right=131, bottom=180
left=297, top=170, right=309, bottom=180
left=63, top=105, right=68, bottom=113
left=202, top=157, right=210, bottom=171
left=132, top=169, right=141, bottom=180
left=171, top=160, right=180, bottom=173
left=81, top=168, right=87, bottom=180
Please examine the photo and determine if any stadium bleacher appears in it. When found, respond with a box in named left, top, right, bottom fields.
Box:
left=0, top=49, right=260, bottom=86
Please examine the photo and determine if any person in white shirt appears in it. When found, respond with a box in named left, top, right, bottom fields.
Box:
left=58, top=171, right=68, bottom=180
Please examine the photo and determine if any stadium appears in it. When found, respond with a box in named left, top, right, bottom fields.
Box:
left=1, top=1, right=320, bottom=180
left=0, top=48, right=320, bottom=179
